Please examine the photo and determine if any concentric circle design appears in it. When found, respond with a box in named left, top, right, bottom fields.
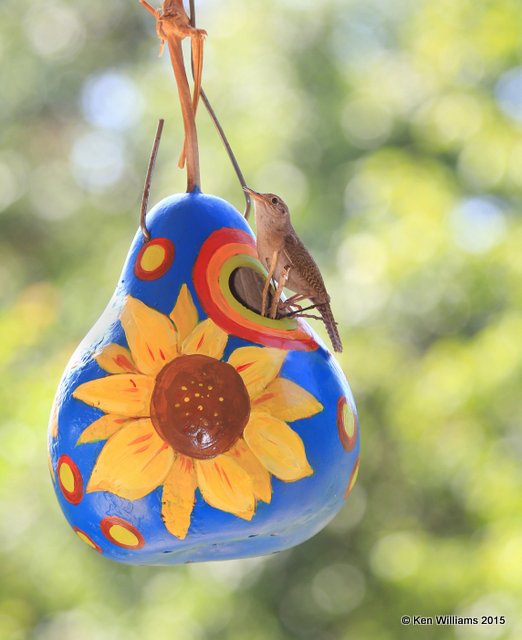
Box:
left=193, top=228, right=318, bottom=351
left=73, top=527, right=102, bottom=552
left=100, top=516, right=145, bottom=549
left=134, top=238, right=175, bottom=280
left=336, top=396, right=358, bottom=451
left=344, top=457, right=360, bottom=499
left=57, top=455, right=83, bottom=504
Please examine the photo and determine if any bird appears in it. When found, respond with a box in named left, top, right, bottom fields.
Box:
left=244, top=187, right=343, bottom=353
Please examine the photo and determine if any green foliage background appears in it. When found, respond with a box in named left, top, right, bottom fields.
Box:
left=1, top=0, right=521, bottom=638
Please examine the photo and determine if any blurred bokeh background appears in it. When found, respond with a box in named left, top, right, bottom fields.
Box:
left=1, top=0, right=522, bottom=638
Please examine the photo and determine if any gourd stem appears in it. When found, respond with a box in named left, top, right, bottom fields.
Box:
left=140, top=0, right=202, bottom=192
left=166, top=35, right=200, bottom=192
left=188, top=0, right=251, bottom=218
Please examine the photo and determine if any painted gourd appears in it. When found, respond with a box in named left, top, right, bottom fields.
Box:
left=47, top=190, right=359, bottom=564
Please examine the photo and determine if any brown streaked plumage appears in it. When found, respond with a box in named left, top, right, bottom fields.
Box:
left=244, top=187, right=343, bottom=353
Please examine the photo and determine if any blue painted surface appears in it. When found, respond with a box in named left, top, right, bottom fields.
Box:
left=48, top=190, right=359, bottom=565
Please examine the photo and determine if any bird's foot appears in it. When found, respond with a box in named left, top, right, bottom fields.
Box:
left=289, top=312, right=323, bottom=321
left=278, top=301, right=302, bottom=312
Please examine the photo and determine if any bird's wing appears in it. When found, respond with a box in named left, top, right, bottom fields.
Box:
left=283, top=233, right=329, bottom=299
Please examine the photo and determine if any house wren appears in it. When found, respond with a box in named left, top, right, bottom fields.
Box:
left=244, top=187, right=343, bottom=353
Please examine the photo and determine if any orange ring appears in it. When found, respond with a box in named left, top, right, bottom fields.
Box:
left=193, top=228, right=318, bottom=351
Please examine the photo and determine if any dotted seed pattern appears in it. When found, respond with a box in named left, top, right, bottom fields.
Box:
left=48, top=192, right=359, bottom=564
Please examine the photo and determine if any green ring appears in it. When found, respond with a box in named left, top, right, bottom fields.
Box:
left=218, top=254, right=298, bottom=330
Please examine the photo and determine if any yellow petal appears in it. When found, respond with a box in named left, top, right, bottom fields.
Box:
left=244, top=412, right=313, bottom=482
left=77, top=414, right=131, bottom=444
left=170, top=284, right=199, bottom=343
left=195, top=455, right=255, bottom=519
left=95, top=343, right=139, bottom=374
left=183, top=318, right=228, bottom=359
left=161, top=454, right=197, bottom=539
left=121, top=296, right=179, bottom=376
left=87, top=419, right=174, bottom=500
left=226, top=438, right=272, bottom=503
left=253, top=378, right=323, bottom=422
left=227, top=347, right=287, bottom=399
left=73, top=374, right=154, bottom=417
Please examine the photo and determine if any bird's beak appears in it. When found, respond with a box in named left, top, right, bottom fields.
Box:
left=243, top=186, right=263, bottom=201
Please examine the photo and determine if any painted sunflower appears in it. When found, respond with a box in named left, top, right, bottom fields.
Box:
left=73, top=285, right=323, bottom=539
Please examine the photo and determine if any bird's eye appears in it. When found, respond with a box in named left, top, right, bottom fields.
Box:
left=271, top=197, right=279, bottom=205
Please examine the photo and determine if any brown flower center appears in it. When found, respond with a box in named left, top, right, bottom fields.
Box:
left=151, top=354, right=251, bottom=459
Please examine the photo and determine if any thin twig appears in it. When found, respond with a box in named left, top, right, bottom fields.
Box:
left=140, top=118, right=165, bottom=241
left=188, top=0, right=252, bottom=219
left=200, top=89, right=252, bottom=219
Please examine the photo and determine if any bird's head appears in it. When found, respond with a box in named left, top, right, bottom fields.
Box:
left=243, top=187, right=290, bottom=223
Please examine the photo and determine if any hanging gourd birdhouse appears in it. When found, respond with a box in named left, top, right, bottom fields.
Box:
left=48, top=0, right=360, bottom=564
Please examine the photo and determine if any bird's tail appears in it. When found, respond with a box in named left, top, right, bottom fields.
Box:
left=317, top=302, right=343, bottom=353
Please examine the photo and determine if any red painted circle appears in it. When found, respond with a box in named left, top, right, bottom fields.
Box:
left=57, top=454, right=83, bottom=504
left=344, top=457, right=360, bottom=499
left=72, top=526, right=102, bottom=553
left=134, top=237, right=175, bottom=280
left=100, top=516, right=145, bottom=549
left=336, top=396, right=358, bottom=451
